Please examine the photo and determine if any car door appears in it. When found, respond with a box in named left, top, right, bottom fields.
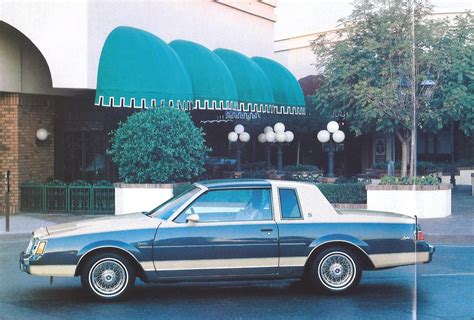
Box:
left=152, top=188, right=279, bottom=279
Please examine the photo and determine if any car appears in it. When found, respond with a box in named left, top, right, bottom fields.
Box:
left=20, top=179, right=435, bottom=300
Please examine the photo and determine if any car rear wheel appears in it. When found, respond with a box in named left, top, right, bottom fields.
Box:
left=81, top=252, right=135, bottom=301
left=309, top=246, right=361, bottom=294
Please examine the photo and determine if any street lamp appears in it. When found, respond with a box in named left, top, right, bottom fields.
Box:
left=317, top=121, right=345, bottom=177
left=228, top=124, right=250, bottom=172
left=258, top=123, right=294, bottom=171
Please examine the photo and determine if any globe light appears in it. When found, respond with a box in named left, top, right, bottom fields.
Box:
left=239, top=132, right=250, bottom=143
left=36, top=128, right=49, bottom=141
left=228, top=131, right=238, bottom=142
left=317, top=130, right=330, bottom=143
left=332, top=130, right=346, bottom=143
left=258, top=133, right=267, bottom=143
left=265, top=131, right=276, bottom=143
left=275, top=132, right=286, bottom=143
left=264, top=126, right=273, bottom=134
left=327, top=121, right=339, bottom=133
left=274, top=122, right=285, bottom=133
left=234, top=124, right=244, bottom=134
left=285, top=131, right=294, bottom=143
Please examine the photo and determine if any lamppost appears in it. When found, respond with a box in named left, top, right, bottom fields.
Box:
left=317, top=121, right=345, bottom=177
left=228, top=124, right=250, bottom=172
left=258, top=123, right=294, bottom=171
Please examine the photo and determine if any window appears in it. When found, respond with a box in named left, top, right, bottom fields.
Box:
left=175, top=188, right=272, bottom=223
left=149, top=186, right=201, bottom=220
left=279, top=188, right=302, bottom=219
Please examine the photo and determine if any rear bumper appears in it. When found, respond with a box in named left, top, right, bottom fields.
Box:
left=369, top=242, right=435, bottom=268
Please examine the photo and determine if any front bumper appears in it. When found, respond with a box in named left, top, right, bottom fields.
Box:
left=19, top=251, right=32, bottom=274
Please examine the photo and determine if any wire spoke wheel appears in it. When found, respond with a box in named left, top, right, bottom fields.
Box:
left=310, top=247, right=361, bottom=293
left=88, top=257, right=129, bottom=298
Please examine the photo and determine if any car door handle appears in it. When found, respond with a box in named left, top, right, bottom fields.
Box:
left=261, top=228, right=273, bottom=232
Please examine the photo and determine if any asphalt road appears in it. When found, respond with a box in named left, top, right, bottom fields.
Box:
left=0, top=239, right=473, bottom=320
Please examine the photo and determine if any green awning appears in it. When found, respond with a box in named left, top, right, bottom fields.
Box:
left=169, top=40, right=238, bottom=111
left=252, top=57, right=306, bottom=116
left=214, top=48, right=275, bottom=116
left=94, top=26, right=193, bottom=109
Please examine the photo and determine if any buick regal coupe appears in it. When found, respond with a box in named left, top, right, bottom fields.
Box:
left=20, top=179, right=434, bottom=300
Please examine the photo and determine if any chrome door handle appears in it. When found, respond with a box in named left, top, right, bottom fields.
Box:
left=261, top=228, right=273, bottom=232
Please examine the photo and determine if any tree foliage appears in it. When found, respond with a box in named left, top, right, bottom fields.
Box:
left=311, top=0, right=473, bottom=175
left=109, top=107, right=210, bottom=183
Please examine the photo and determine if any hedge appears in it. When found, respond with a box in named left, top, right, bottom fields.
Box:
left=315, top=183, right=367, bottom=204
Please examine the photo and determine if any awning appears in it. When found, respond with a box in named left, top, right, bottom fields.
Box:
left=94, top=26, right=193, bottom=109
left=252, top=57, right=306, bottom=116
left=169, top=40, right=238, bottom=122
left=94, top=26, right=306, bottom=120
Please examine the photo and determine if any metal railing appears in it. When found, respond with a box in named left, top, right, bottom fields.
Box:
left=20, top=183, right=114, bottom=214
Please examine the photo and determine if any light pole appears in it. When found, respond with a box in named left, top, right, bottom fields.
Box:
left=258, top=123, right=294, bottom=171
left=228, top=124, right=250, bottom=172
left=317, top=121, right=345, bottom=177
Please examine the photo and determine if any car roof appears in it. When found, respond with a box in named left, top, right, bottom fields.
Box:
left=196, top=179, right=271, bottom=190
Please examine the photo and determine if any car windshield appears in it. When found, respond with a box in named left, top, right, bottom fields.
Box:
left=147, top=186, right=201, bottom=220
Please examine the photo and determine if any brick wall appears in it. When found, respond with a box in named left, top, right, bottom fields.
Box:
left=0, top=94, right=20, bottom=213
left=0, top=93, right=55, bottom=213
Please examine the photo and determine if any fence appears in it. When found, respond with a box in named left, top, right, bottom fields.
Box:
left=20, top=183, right=114, bottom=214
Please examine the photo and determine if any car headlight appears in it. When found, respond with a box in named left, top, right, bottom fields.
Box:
left=30, top=239, right=47, bottom=255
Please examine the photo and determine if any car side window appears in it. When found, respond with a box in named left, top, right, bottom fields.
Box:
left=175, top=188, right=272, bottom=223
left=279, top=188, right=302, bottom=219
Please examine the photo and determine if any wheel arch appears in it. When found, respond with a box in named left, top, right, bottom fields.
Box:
left=75, top=246, right=146, bottom=281
left=304, top=239, right=375, bottom=274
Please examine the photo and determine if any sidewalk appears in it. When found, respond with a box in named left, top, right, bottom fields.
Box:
left=1, top=190, right=473, bottom=244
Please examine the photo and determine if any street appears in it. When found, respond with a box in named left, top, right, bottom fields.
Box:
left=0, top=239, right=472, bottom=320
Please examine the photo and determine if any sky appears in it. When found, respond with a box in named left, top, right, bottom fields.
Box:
left=275, top=0, right=474, bottom=39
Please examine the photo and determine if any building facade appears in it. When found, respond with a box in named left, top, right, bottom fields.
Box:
left=1, top=0, right=287, bottom=212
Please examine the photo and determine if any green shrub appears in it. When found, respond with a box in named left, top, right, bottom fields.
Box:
left=380, top=174, right=441, bottom=185
left=109, top=107, right=210, bottom=183
left=283, top=164, right=320, bottom=172
left=316, top=183, right=367, bottom=204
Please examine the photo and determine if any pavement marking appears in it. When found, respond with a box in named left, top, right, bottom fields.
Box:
left=433, top=244, right=474, bottom=248
left=421, top=273, right=474, bottom=277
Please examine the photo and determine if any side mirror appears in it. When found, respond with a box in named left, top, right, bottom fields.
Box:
left=186, top=213, right=200, bottom=224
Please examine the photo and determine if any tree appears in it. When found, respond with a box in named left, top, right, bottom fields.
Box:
left=311, top=0, right=473, bottom=177
left=109, top=107, right=210, bottom=183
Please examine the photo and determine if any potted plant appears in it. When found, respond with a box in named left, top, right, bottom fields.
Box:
left=109, top=107, right=210, bottom=215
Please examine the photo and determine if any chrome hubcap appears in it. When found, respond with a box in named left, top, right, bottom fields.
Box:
left=89, top=258, right=128, bottom=297
left=318, top=252, right=355, bottom=290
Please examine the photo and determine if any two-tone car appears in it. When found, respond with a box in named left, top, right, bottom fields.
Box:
left=20, top=179, right=434, bottom=300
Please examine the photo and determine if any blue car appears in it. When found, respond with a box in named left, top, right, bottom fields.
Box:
left=20, top=179, right=434, bottom=300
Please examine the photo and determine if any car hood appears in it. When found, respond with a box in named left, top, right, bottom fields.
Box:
left=36, top=213, right=162, bottom=239
left=336, top=209, right=415, bottom=224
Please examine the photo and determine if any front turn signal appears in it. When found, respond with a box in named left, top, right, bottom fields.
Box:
left=36, top=241, right=47, bottom=255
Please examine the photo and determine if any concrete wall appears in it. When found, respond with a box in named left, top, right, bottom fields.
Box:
left=0, top=0, right=275, bottom=92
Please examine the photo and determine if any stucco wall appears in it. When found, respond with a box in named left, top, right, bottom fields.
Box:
left=1, top=0, right=275, bottom=91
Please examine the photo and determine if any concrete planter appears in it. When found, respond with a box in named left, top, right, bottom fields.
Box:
left=441, top=167, right=474, bottom=187
left=114, top=183, right=186, bottom=215
left=366, top=184, right=452, bottom=219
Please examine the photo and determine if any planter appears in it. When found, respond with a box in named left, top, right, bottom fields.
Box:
left=441, top=167, right=474, bottom=187
left=114, top=183, right=185, bottom=215
left=366, top=183, right=451, bottom=219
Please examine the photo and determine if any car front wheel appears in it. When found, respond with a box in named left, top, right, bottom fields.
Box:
left=309, top=247, right=361, bottom=294
left=81, top=252, right=135, bottom=301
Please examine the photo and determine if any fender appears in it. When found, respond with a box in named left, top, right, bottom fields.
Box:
left=306, top=234, right=371, bottom=262
left=76, top=240, right=143, bottom=265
